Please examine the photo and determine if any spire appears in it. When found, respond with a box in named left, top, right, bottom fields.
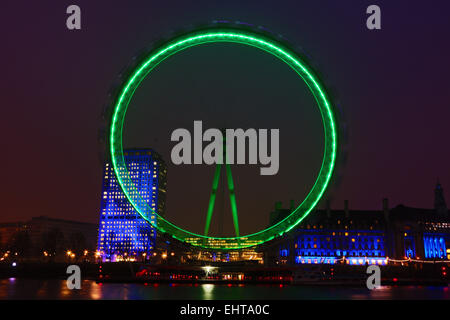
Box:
left=434, top=180, right=448, bottom=215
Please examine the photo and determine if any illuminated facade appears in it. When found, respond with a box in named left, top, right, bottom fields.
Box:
left=97, top=149, right=167, bottom=262
left=292, top=230, right=386, bottom=265
left=266, top=202, right=390, bottom=266
left=177, top=238, right=264, bottom=263
left=265, top=183, right=450, bottom=265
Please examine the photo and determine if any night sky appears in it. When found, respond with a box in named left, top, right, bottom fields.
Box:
left=2, top=1, right=450, bottom=236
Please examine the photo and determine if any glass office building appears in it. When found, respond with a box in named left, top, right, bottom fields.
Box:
left=97, top=149, right=167, bottom=262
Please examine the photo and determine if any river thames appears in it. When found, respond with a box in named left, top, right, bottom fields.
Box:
left=1, top=278, right=449, bottom=300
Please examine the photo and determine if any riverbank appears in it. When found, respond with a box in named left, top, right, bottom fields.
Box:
left=1, top=262, right=448, bottom=287
left=0, top=262, right=98, bottom=280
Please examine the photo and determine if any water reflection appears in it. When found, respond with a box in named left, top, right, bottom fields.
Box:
left=201, top=284, right=214, bottom=299
left=90, top=281, right=102, bottom=300
left=0, top=279, right=449, bottom=300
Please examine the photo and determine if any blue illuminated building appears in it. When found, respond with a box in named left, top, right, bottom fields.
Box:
left=97, top=149, right=167, bottom=262
left=292, top=229, right=386, bottom=265
left=266, top=183, right=450, bottom=265
left=423, top=234, right=446, bottom=259
left=270, top=202, right=389, bottom=266
left=403, top=233, right=416, bottom=258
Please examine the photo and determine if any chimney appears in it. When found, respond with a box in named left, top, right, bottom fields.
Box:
left=434, top=181, right=448, bottom=215
left=326, top=199, right=331, bottom=218
left=275, top=201, right=282, bottom=211
left=383, top=198, right=389, bottom=222
left=344, top=200, right=349, bottom=218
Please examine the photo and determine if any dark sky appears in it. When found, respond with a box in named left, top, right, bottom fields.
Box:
left=2, top=1, right=450, bottom=236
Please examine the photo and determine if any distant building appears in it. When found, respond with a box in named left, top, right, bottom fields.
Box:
left=0, top=217, right=98, bottom=257
left=28, top=216, right=98, bottom=251
left=97, top=149, right=167, bottom=262
left=263, top=183, right=450, bottom=265
left=0, top=222, right=26, bottom=249
left=269, top=200, right=295, bottom=227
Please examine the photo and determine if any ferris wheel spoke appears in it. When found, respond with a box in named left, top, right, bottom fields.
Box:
left=203, top=163, right=222, bottom=237
left=226, top=162, right=240, bottom=238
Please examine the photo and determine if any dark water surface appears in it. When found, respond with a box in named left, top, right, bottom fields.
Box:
left=1, top=278, right=449, bottom=300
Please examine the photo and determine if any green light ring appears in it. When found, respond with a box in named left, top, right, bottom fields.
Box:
left=110, top=29, right=337, bottom=250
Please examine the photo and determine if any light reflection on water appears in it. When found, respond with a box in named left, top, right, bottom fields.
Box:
left=0, top=279, right=449, bottom=300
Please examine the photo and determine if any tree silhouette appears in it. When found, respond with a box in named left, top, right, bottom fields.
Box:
left=41, top=228, right=65, bottom=258
left=9, top=230, right=32, bottom=259
left=69, top=232, right=87, bottom=257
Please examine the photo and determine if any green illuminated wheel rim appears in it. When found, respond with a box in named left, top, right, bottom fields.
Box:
left=110, top=28, right=338, bottom=250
